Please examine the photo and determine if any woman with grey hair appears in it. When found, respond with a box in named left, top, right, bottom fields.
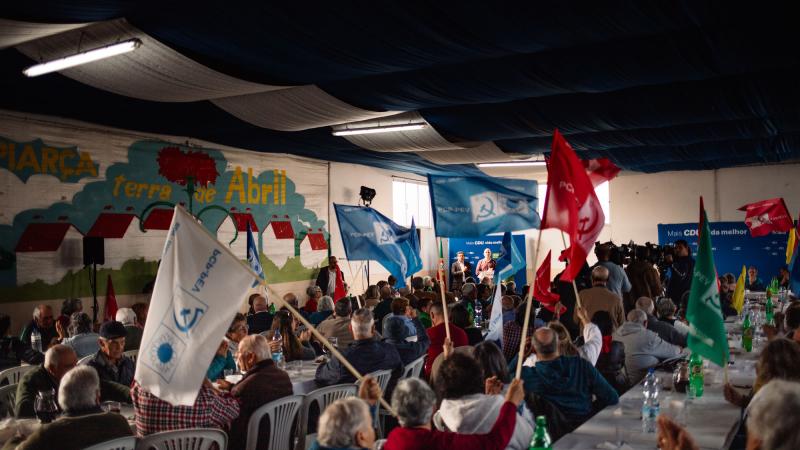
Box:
left=310, top=295, right=335, bottom=326
left=60, top=312, right=100, bottom=358
left=313, top=376, right=381, bottom=450
left=382, top=377, right=525, bottom=450
left=655, top=297, right=690, bottom=337
left=305, top=285, right=323, bottom=314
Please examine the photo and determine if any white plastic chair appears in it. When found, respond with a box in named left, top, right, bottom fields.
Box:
left=0, top=383, right=17, bottom=418
left=135, top=428, right=226, bottom=450
left=357, top=369, right=393, bottom=437
left=297, top=385, right=357, bottom=450
left=401, top=355, right=426, bottom=379
left=123, top=349, right=138, bottom=364
left=0, top=365, right=37, bottom=385
left=78, top=354, right=94, bottom=365
left=83, top=435, right=137, bottom=450
left=246, top=394, right=303, bottom=450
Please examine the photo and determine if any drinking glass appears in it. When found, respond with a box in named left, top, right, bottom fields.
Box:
left=34, top=389, right=58, bottom=424
left=103, top=401, right=122, bottom=414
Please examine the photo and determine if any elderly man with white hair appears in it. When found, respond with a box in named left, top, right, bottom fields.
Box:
left=115, top=307, right=143, bottom=351
left=614, top=309, right=684, bottom=384
left=225, top=334, right=293, bottom=450
left=4, top=366, right=133, bottom=450
left=635, top=296, right=687, bottom=347
left=315, top=308, right=403, bottom=393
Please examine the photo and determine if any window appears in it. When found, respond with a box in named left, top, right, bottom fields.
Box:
left=392, top=179, right=432, bottom=228
left=537, top=181, right=611, bottom=224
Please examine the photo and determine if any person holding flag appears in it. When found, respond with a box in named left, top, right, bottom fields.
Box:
left=685, top=198, right=730, bottom=374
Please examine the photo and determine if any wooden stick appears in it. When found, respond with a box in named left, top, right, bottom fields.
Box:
left=560, top=231, right=583, bottom=309
left=437, top=237, right=451, bottom=341
left=516, top=231, right=544, bottom=379
left=184, top=207, right=395, bottom=414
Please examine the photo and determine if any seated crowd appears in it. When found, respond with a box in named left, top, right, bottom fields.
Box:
left=2, top=250, right=799, bottom=450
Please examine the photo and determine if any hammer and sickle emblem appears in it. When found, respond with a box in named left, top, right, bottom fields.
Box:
left=477, top=197, right=495, bottom=219
left=173, top=307, right=205, bottom=333
left=577, top=214, right=599, bottom=238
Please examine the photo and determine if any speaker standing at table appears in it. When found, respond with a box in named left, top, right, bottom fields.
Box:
left=450, top=251, right=469, bottom=291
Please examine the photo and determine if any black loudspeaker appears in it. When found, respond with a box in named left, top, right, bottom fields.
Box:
left=83, top=236, right=104, bottom=266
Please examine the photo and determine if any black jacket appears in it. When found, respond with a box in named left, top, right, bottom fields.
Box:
left=646, top=314, right=687, bottom=347
left=86, top=351, right=135, bottom=387
left=315, top=337, right=402, bottom=395
left=383, top=318, right=430, bottom=366
left=595, top=341, right=628, bottom=394
left=315, top=268, right=343, bottom=296
left=667, top=256, right=694, bottom=309
left=372, top=298, right=394, bottom=334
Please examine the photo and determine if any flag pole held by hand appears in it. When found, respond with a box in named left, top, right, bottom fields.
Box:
left=516, top=231, right=544, bottom=380
left=437, top=237, right=451, bottom=341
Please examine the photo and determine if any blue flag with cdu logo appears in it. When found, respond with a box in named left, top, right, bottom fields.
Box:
left=334, top=204, right=423, bottom=288
left=428, top=175, right=540, bottom=237
left=247, top=222, right=265, bottom=288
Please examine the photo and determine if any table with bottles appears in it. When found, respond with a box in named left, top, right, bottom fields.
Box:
left=553, top=319, right=760, bottom=450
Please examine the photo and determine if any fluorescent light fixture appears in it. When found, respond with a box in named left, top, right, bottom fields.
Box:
left=332, top=123, right=426, bottom=136
left=23, top=38, right=142, bottom=77
left=477, top=160, right=547, bottom=168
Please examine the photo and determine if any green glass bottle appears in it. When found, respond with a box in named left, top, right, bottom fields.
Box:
left=529, top=416, right=552, bottom=450
left=765, top=291, right=775, bottom=326
left=688, top=353, right=704, bottom=398
left=269, top=303, right=276, bottom=315
left=742, top=312, right=753, bottom=352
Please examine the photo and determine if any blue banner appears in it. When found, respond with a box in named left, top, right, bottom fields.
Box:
left=428, top=175, right=540, bottom=237
left=334, top=204, right=422, bottom=288
left=657, top=221, right=789, bottom=280
left=448, top=235, right=527, bottom=290
left=246, top=222, right=264, bottom=288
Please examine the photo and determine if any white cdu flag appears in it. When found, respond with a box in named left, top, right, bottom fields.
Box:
left=135, top=205, right=257, bottom=406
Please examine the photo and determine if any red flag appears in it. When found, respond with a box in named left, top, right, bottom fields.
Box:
left=542, top=130, right=605, bottom=281
left=334, top=265, right=347, bottom=302
left=582, top=157, right=621, bottom=188
left=534, top=250, right=566, bottom=314
left=104, top=275, right=118, bottom=322
left=738, top=198, right=793, bottom=237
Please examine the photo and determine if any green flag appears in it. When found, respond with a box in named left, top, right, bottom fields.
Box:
left=686, top=197, right=730, bottom=367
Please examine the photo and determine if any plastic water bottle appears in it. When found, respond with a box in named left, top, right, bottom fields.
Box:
left=474, top=300, right=483, bottom=327
left=271, top=329, right=284, bottom=368
left=30, top=329, right=42, bottom=353
left=641, top=368, right=660, bottom=433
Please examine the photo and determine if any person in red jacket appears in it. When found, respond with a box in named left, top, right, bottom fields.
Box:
left=383, top=377, right=524, bottom=450
left=424, top=302, right=468, bottom=377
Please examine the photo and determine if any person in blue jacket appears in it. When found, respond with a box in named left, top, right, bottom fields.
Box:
left=520, top=327, right=619, bottom=423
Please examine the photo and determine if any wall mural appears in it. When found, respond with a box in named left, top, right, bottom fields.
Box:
left=0, top=113, right=330, bottom=303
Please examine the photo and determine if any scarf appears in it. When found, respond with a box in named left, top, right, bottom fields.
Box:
left=601, top=335, right=613, bottom=354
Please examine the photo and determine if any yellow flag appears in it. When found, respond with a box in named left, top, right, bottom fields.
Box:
left=732, top=265, right=746, bottom=313
left=787, top=228, right=797, bottom=265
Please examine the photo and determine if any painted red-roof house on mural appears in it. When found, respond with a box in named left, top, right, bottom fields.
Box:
left=263, top=214, right=296, bottom=268
left=217, top=207, right=258, bottom=259
left=300, top=228, right=328, bottom=267
left=14, top=218, right=83, bottom=285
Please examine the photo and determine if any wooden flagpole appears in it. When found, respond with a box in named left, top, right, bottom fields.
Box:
left=516, top=231, right=544, bottom=379
left=437, top=237, right=451, bottom=341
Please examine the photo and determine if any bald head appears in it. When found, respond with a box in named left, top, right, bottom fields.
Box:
left=635, top=297, right=654, bottom=315
left=44, top=344, right=78, bottom=381
left=591, top=266, right=610, bottom=284
left=33, top=304, right=54, bottom=329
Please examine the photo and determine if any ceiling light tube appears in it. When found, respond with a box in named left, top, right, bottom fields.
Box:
left=331, top=123, right=427, bottom=136
left=23, top=38, right=142, bottom=77
left=477, top=161, right=547, bottom=168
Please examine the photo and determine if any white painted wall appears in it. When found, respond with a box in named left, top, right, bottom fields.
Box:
left=328, top=161, right=800, bottom=291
